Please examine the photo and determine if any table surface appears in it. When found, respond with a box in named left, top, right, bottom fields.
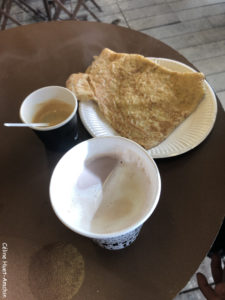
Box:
left=0, top=21, right=225, bottom=300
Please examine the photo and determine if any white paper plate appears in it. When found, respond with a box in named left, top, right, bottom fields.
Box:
left=79, top=58, right=217, bottom=158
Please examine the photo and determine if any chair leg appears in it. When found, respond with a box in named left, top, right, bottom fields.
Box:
left=53, top=0, right=66, bottom=20
left=52, top=0, right=87, bottom=21
left=82, top=1, right=101, bottom=22
left=71, top=0, right=82, bottom=18
left=42, top=0, right=52, bottom=20
left=0, top=8, right=21, bottom=30
left=1, top=0, right=13, bottom=30
left=50, top=0, right=100, bottom=22
left=15, top=0, right=46, bottom=20
left=89, top=0, right=102, bottom=12
left=0, top=0, right=5, bottom=24
left=52, top=0, right=73, bottom=19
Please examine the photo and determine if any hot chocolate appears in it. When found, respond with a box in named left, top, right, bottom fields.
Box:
left=50, top=136, right=161, bottom=250
left=71, top=153, right=152, bottom=234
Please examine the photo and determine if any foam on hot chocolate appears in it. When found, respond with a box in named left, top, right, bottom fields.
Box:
left=71, top=150, right=152, bottom=234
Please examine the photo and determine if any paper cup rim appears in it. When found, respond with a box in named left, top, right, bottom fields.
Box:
left=19, top=86, right=78, bottom=131
left=49, top=136, right=161, bottom=239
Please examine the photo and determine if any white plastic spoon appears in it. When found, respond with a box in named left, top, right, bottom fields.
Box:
left=4, top=123, right=49, bottom=127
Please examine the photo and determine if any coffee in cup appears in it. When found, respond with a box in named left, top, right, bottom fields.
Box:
left=32, top=98, right=74, bottom=127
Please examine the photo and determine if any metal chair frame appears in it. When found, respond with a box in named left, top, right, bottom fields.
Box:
left=0, top=0, right=102, bottom=30
left=0, top=0, right=47, bottom=30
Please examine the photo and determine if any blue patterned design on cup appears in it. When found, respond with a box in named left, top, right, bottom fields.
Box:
left=92, top=225, right=142, bottom=250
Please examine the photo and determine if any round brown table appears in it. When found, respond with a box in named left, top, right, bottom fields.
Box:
left=0, top=21, right=225, bottom=300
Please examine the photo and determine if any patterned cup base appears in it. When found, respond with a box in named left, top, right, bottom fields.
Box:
left=92, top=225, right=142, bottom=250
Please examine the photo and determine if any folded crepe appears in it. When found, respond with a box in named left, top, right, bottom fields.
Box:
left=66, top=48, right=205, bottom=149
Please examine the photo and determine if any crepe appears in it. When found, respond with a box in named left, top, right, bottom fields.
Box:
left=66, top=73, right=97, bottom=101
left=66, top=48, right=205, bottom=149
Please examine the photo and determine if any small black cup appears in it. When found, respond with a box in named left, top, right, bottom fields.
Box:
left=20, top=86, right=78, bottom=151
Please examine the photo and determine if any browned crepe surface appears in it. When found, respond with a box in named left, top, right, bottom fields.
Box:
left=66, top=48, right=205, bottom=149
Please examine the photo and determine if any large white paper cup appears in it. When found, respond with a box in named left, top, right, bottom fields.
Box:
left=50, top=136, right=161, bottom=250
left=20, top=86, right=78, bottom=150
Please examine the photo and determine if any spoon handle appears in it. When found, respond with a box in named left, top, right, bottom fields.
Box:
left=4, top=123, right=48, bottom=127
